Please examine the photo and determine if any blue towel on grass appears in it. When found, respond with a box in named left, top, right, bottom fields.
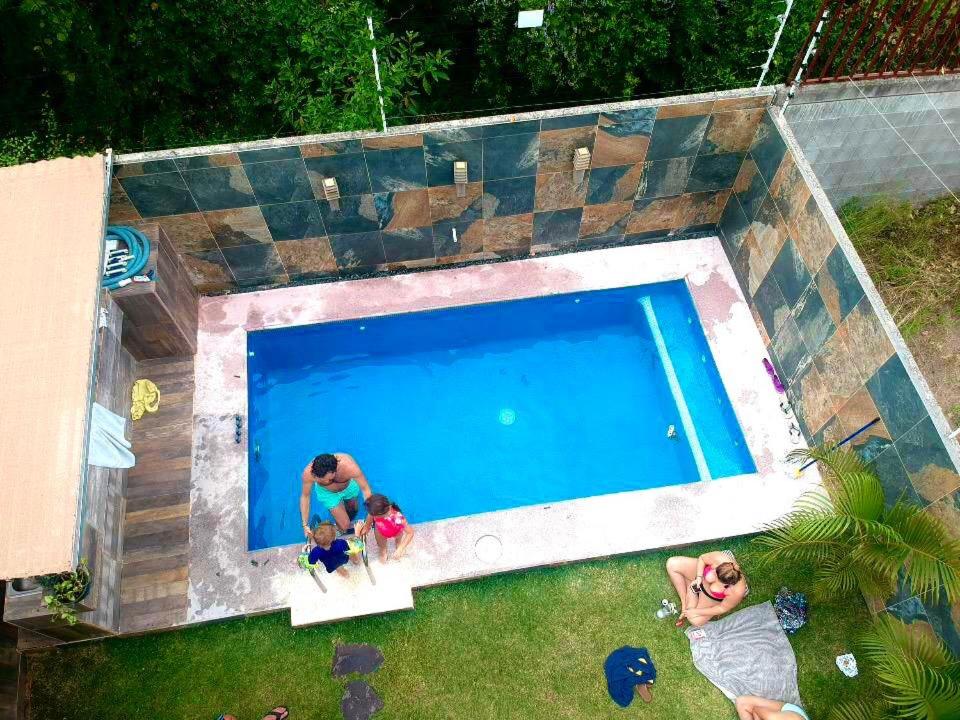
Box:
left=604, top=646, right=656, bottom=707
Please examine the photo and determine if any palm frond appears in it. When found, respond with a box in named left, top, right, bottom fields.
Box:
left=874, top=656, right=960, bottom=720
left=822, top=468, right=885, bottom=520
left=816, top=550, right=896, bottom=600
left=860, top=614, right=955, bottom=669
left=885, top=501, right=960, bottom=602
left=753, top=514, right=853, bottom=568
left=827, top=699, right=886, bottom=720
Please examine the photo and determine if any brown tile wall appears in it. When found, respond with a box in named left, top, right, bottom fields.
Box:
left=718, top=108, right=960, bottom=653
left=111, top=95, right=771, bottom=293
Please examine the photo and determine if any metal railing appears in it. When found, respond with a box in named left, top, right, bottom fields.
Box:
left=789, top=0, right=960, bottom=84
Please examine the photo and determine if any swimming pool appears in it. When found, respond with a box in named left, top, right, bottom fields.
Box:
left=246, top=280, right=754, bottom=551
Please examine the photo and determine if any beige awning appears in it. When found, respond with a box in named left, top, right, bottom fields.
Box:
left=0, top=155, right=108, bottom=580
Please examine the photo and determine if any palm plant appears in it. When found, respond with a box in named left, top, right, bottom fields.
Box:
left=830, top=614, right=960, bottom=720
left=754, top=445, right=960, bottom=604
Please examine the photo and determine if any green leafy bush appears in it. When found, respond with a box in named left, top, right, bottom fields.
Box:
left=0, top=0, right=818, bottom=161
left=755, top=445, right=960, bottom=603
left=39, top=558, right=91, bottom=626
left=270, top=0, right=450, bottom=133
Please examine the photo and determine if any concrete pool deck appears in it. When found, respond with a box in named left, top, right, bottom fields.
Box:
left=189, top=239, right=820, bottom=628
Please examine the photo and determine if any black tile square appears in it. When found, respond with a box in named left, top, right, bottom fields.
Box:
left=329, top=231, right=386, bottom=270
left=303, top=154, right=371, bottom=197
left=244, top=159, right=314, bottom=205
left=483, top=133, right=540, bottom=180
left=118, top=172, right=198, bottom=218
left=364, top=147, right=427, bottom=192
left=181, top=166, right=257, bottom=211
left=382, top=227, right=435, bottom=262
left=261, top=200, right=325, bottom=241
left=221, top=243, right=285, bottom=280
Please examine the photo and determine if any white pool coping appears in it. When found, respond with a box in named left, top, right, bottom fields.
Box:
left=188, top=239, right=819, bottom=628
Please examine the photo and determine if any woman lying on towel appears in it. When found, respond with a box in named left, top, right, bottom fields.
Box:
left=665, top=551, right=747, bottom=627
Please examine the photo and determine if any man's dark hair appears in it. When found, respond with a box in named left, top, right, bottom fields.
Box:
left=310, top=453, right=338, bottom=478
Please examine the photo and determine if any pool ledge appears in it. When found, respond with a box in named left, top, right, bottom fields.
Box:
left=189, top=239, right=819, bottom=628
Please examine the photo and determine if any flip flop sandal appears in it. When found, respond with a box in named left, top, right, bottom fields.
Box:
left=263, top=708, right=289, bottom=720
left=636, top=683, right=653, bottom=703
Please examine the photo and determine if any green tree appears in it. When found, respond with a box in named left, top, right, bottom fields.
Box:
left=269, top=0, right=451, bottom=133
left=754, top=445, right=960, bottom=603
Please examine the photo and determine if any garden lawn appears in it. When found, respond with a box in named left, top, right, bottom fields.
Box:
left=28, top=538, right=875, bottom=720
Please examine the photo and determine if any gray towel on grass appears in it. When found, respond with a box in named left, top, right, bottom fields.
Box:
left=686, top=601, right=802, bottom=705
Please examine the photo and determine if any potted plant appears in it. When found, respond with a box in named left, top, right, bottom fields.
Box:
left=39, top=558, right=91, bottom=626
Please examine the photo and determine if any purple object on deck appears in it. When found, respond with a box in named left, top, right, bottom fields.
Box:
left=762, top=358, right=785, bottom=394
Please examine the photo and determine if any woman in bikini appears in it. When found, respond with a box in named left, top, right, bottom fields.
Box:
left=299, top=452, right=374, bottom=535
left=665, top=550, right=747, bottom=627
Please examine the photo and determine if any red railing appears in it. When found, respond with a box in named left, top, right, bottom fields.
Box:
left=790, top=0, right=960, bottom=84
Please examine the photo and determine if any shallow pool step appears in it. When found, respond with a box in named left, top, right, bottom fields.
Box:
left=288, top=560, right=414, bottom=628
left=639, top=295, right=711, bottom=482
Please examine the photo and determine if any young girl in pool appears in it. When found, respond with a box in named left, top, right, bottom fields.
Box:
left=360, top=494, right=415, bottom=561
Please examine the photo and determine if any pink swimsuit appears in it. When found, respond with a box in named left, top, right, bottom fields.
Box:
left=701, top=565, right=727, bottom=600
left=373, top=509, right=407, bottom=539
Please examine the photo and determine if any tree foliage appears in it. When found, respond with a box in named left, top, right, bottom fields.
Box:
left=270, top=0, right=450, bottom=133
left=754, top=445, right=960, bottom=604
left=0, top=0, right=819, bottom=163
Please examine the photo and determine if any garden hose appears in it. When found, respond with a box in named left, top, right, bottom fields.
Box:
left=102, top=225, right=150, bottom=290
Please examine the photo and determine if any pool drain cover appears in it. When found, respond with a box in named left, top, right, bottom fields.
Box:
left=498, top=408, right=516, bottom=425
left=475, top=534, right=502, bottom=563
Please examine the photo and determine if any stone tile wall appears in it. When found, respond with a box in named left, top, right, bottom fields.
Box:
left=784, top=74, right=960, bottom=207
left=718, top=107, right=960, bottom=652
left=110, top=94, right=771, bottom=293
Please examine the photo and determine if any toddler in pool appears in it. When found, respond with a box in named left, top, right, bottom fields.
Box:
left=360, top=494, right=415, bottom=561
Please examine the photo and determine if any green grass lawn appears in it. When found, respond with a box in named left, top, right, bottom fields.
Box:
left=28, top=538, right=875, bottom=720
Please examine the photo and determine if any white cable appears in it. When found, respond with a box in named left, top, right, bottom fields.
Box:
left=367, top=16, right=388, bottom=133
left=757, top=0, right=794, bottom=88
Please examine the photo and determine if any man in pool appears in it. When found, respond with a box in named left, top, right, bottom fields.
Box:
left=300, top=453, right=374, bottom=535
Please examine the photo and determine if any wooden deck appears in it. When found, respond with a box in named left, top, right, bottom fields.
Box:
left=119, top=357, right=194, bottom=635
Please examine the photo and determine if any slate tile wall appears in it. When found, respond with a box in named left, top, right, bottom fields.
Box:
left=111, top=94, right=770, bottom=293
left=718, top=108, right=960, bottom=653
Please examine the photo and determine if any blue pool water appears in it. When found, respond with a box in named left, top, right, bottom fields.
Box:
left=247, top=281, right=754, bottom=550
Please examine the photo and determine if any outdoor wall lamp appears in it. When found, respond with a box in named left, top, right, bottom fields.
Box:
left=322, top=177, right=341, bottom=210
left=453, top=161, right=468, bottom=197
left=573, top=147, right=591, bottom=171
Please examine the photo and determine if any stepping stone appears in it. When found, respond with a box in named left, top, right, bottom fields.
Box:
left=340, top=680, right=384, bottom=720
left=332, top=644, right=384, bottom=677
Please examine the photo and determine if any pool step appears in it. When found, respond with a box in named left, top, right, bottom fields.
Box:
left=639, top=296, right=711, bottom=482
left=289, top=560, right=414, bottom=628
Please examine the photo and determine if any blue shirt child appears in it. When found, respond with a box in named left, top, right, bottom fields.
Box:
left=308, top=538, right=350, bottom=573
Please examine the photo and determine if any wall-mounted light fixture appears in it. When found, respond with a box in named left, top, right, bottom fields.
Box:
left=453, top=161, right=468, bottom=197
left=573, top=147, right=591, bottom=183
left=322, top=177, right=340, bottom=210
left=573, top=147, right=591, bottom=171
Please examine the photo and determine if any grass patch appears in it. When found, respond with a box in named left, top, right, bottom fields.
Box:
left=839, top=195, right=960, bottom=338
left=28, top=538, right=875, bottom=720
